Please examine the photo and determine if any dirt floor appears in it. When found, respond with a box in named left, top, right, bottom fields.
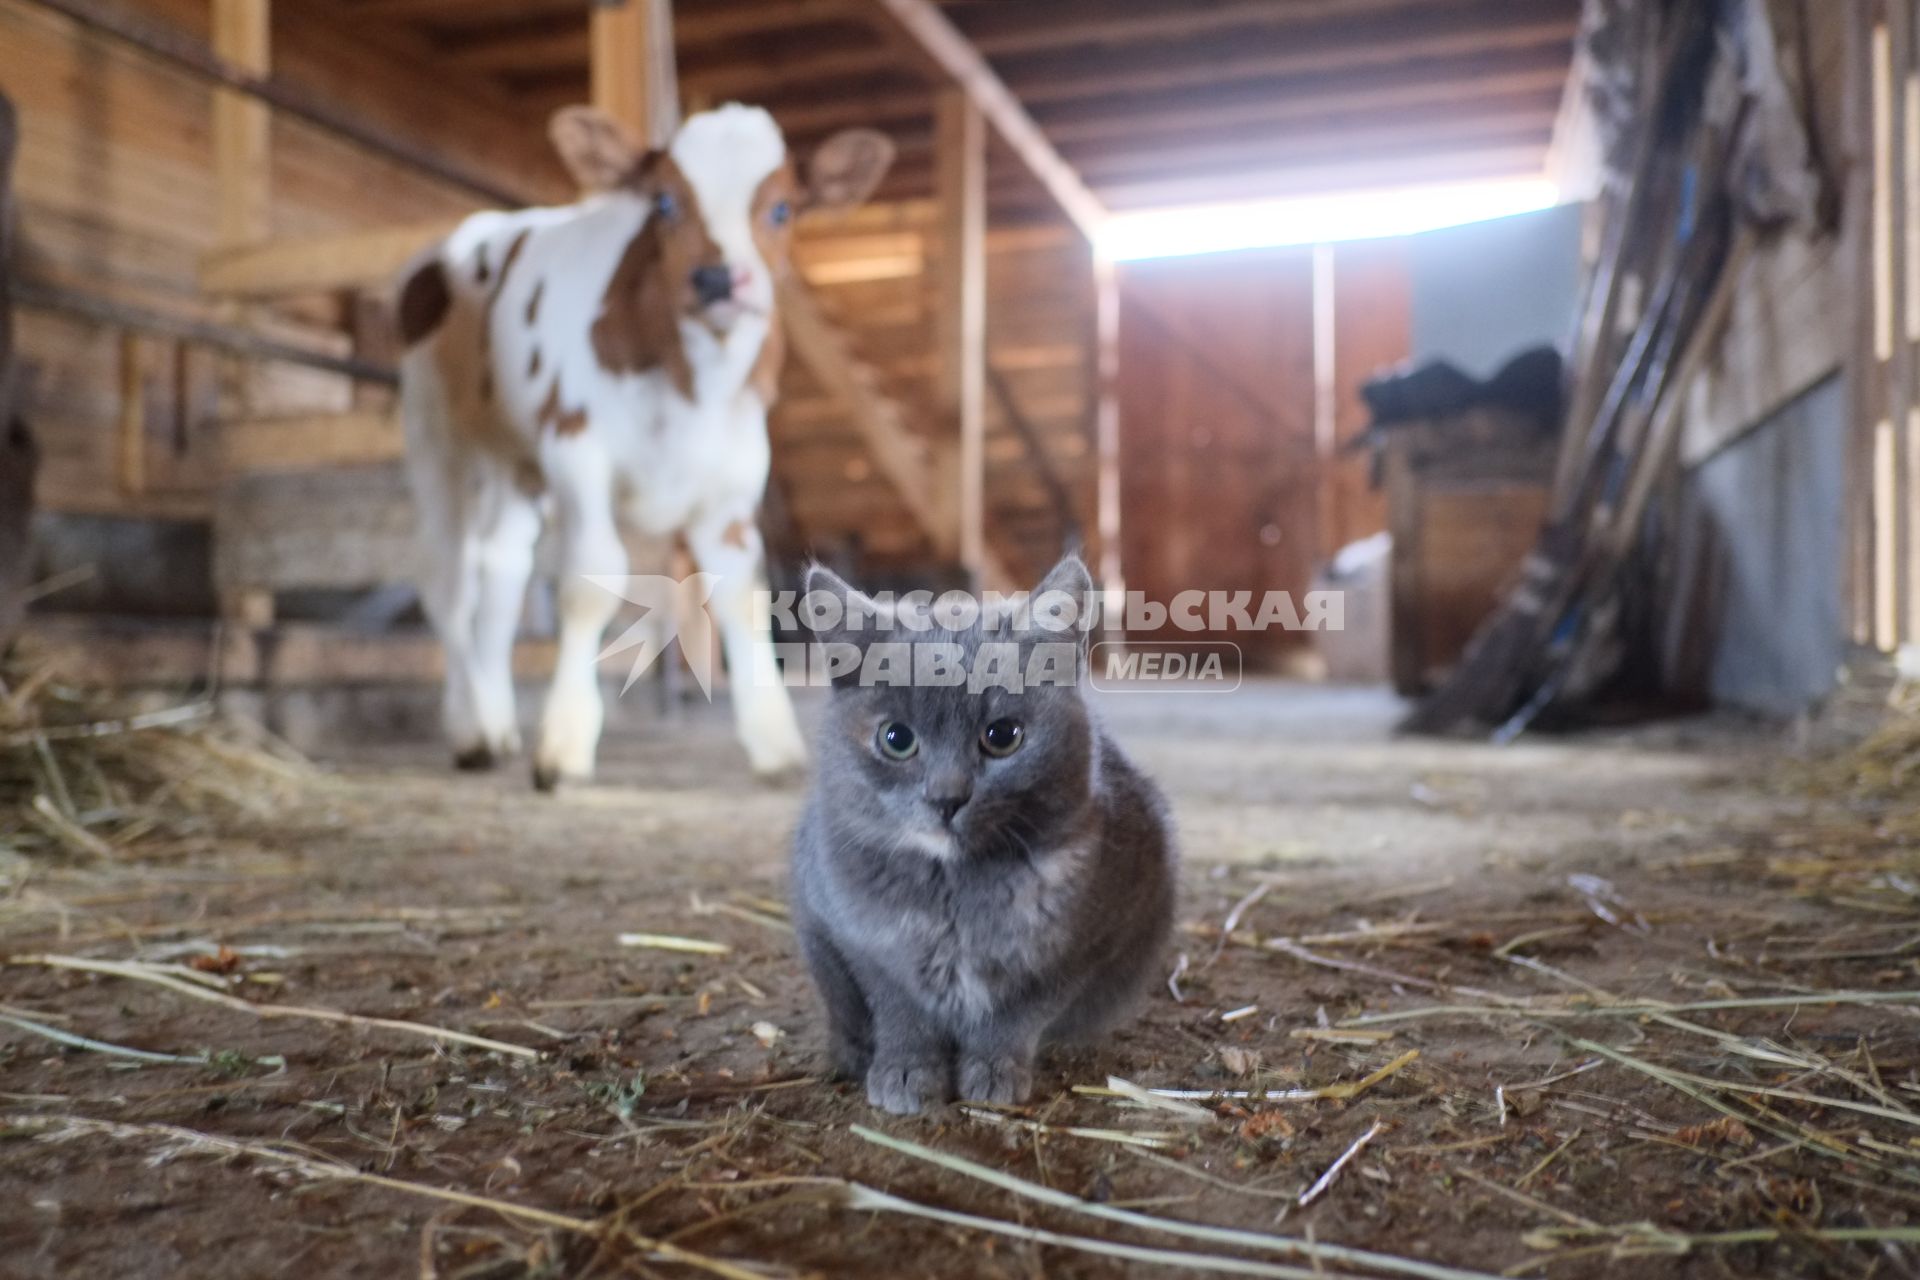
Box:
left=4, top=679, right=1919, bottom=1279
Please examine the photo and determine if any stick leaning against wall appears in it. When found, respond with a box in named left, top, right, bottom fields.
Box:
left=0, top=89, right=39, bottom=650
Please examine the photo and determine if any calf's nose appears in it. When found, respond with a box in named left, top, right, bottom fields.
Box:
left=691, top=264, right=734, bottom=306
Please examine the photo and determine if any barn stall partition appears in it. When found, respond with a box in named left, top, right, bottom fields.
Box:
left=3, top=0, right=1110, bottom=715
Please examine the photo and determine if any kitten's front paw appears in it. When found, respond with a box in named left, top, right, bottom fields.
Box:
left=866, top=1058, right=949, bottom=1115
left=957, top=1054, right=1034, bottom=1106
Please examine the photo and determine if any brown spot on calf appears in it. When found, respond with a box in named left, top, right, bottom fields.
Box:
left=398, top=260, right=452, bottom=347
left=721, top=520, right=752, bottom=551
left=525, top=281, right=544, bottom=327
left=590, top=154, right=717, bottom=401
left=495, top=231, right=531, bottom=299
left=537, top=379, right=589, bottom=438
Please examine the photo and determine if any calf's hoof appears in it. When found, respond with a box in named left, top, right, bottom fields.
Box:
left=454, top=746, right=497, bottom=773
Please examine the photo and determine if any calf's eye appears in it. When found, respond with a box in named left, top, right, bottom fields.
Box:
left=878, top=722, right=918, bottom=761
left=981, top=719, right=1024, bottom=758
left=769, top=200, right=794, bottom=226
left=655, top=191, right=680, bottom=220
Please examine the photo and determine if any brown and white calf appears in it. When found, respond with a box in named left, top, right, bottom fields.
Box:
left=398, top=104, right=893, bottom=786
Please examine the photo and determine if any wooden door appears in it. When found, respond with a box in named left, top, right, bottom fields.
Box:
left=1116, top=243, right=1409, bottom=669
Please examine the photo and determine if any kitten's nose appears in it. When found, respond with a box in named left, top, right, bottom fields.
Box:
left=927, top=783, right=972, bottom=826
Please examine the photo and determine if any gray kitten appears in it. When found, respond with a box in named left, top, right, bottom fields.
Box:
left=790, top=555, right=1177, bottom=1115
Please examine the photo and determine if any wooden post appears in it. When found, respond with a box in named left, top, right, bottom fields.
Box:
left=1093, top=254, right=1123, bottom=595
left=592, top=0, right=679, bottom=148
left=212, top=0, right=273, bottom=627
left=1311, top=242, right=1339, bottom=559
left=1890, top=0, right=1916, bottom=648
left=212, top=0, right=271, bottom=251
left=1847, top=0, right=1884, bottom=647
left=935, top=89, right=987, bottom=581
left=117, top=334, right=146, bottom=496
left=0, top=91, right=31, bottom=649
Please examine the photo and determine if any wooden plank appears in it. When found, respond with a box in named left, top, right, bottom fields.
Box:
left=966, top=0, right=1422, bottom=55
left=210, top=0, right=271, bottom=447
left=862, top=0, right=1107, bottom=240
left=1891, top=0, right=1915, bottom=645
left=211, top=0, right=272, bottom=249
left=214, top=462, right=415, bottom=592
left=19, top=615, right=560, bottom=688
left=116, top=332, right=146, bottom=495
left=591, top=0, right=679, bottom=148
left=0, top=90, right=24, bottom=647
left=1000, top=8, right=1576, bottom=108
left=1846, top=0, right=1881, bottom=645
left=934, top=89, right=987, bottom=582
left=1093, top=255, right=1120, bottom=591
left=1045, top=74, right=1569, bottom=147
left=201, top=218, right=463, bottom=296
left=432, top=0, right=856, bottom=59
left=223, top=407, right=405, bottom=473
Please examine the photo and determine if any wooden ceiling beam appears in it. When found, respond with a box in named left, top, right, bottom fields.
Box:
left=1060, top=106, right=1563, bottom=176
left=474, top=35, right=902, bottom=101
left=859, top=0, right=1108, bottom=239
left=723, top=38, right=1571, bottom=138
left=336, top=0, right=585, bottom=23
left=1005, top=12, right=1578, bottom=106
left=962, top=0, right=1558, bottom=57
left=345, top=0, right=853, bottom=41
left=1038, top=57, right=1573, bottom=144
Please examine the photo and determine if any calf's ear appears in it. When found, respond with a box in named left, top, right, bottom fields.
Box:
left=550, top=106, right=648, bottom=193
left=806, top=129, right=896, bottom=213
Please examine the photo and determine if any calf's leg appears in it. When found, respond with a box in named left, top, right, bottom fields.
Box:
left=535, top=475, right=625, bottom=790
left=686, top=507, right=807, bottom=779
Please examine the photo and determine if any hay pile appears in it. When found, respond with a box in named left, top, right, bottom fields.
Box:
left=0, top=644, right=306, bottom=862
left=1817, top=682, right=1920, bottom=803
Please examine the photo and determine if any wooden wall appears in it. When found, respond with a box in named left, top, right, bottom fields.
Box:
left=1115, top=241, right=1409, bottom=667
left=1, top=0, right=567, bottom=523
left=1, top=0, right=1094, bottom=598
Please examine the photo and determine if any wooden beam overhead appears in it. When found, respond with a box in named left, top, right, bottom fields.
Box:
left=1003, top=11, right=1579, bottom=107
left=1062, top=115, right=1561, bottom=181
left=1037, top=57, right=1573, bottom=145
left=338, top=0, right=587, bottom=24
left=962, top=0, right=1552, bottom=57
left=860, top=0, right=1107, bottom=240
left=725, top=40, right=1571, bottom=144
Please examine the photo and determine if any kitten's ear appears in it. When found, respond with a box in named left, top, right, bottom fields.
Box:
left=802, top=564, right=892, bottom=648
left=1023, top=553, right=1096, bottom=652
left=1033, top=554, right=1093, bottom=604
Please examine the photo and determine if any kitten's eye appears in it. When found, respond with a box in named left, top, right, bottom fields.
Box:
left=654, top=191, right=680, bottom=221
left=769, top=200, right=793, bottom=227
left=878, top=722, right=918, bottom=761
left=980, top=719, right=1024, bottom=758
